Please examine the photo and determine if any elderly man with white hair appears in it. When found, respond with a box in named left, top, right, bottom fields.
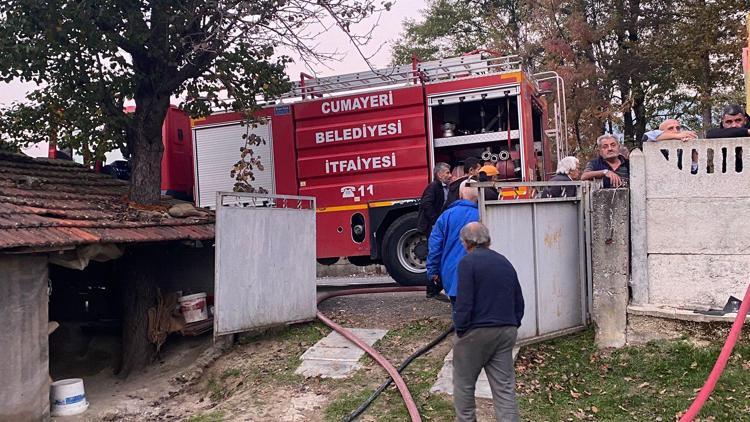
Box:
left=542, top=156, right=580, bottom=198
left=581, top=134, right=629, bottom=188
left=453, top=222, right=524, bottom=422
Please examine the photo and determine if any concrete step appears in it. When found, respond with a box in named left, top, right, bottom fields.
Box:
left=430, top=347, right=520, bottom=399
left=295, top=328, right=388, bottom=379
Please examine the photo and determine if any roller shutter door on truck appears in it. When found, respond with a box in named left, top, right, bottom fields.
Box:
left=193, top=121, right=275, bottom=208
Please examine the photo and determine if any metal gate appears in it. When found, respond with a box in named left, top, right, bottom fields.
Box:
left=477, top=181, right=592, bottom=345
left=214, top=192, right=317, bottom=336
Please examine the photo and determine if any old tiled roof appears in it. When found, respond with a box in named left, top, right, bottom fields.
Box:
left=0, top=151, right=214, bottom=251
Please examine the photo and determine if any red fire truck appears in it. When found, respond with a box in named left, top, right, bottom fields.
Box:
left=191, top=52, right=568, bottom=285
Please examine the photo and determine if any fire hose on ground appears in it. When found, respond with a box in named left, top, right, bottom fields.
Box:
left=343, top=324, right=454, bottom=422
left=316, top=282, right=750, bottom=422
left=679, top=282, right=750, bottom=421
left=317, top=286, right=453, bottom=422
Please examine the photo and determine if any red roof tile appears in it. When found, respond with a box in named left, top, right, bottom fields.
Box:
left=0, top=151, right=214, bottom=251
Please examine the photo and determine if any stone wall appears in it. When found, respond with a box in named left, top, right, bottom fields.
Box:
left=0, top=254, right=50, bottom=421
left=630, top=139, right=750, bottom=308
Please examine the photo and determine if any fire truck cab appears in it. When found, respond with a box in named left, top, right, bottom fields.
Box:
left=191, top=52, right=568, bottom=285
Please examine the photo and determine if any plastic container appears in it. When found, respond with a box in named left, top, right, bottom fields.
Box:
left=50, top=378, right=88, bottom=416
left=179, top=292, right=208, bottom=323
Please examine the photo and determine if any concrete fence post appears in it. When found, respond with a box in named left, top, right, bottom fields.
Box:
left=591, top=188, right=630, bottom=348
left=629, top=148, right=649, bottom=304
left=0, top=254, right=50, bottom=421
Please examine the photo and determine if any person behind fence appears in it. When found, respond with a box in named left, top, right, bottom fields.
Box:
left=417, top=162, right=453, bottom=299
left=426, top=185, right=479, bottom=307
left=444, top=157, right=481, bottom=209
left=642, top=118, right=698, bottom=142
left=706, top=104, right=750, bottom=139
left=581, top=134, right=629, bottom=188
left=478, top=164, right=500, bottom=201
left=541, top=156, right=580, bottom=198
left=453, top=222, right=524, bottom=422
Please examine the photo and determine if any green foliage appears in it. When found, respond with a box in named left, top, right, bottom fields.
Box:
left=392, top=0, right=749, bottom=148
left=0, top=0, right=390, bottom=202
left=391, top=0, right=490, bottom=64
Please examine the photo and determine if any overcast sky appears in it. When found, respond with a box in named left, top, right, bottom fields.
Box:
left=0, top=1, right=426, bottom=107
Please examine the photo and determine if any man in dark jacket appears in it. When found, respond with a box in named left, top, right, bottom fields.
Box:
left=542, top=156, right=580, bottom=198
left=417, top=162, right=452, bottom=236
left=581, top=134, right=628, bottom=188
left=417, top=162, right=452, bottom=298
left=706, top=104, right=750, bottom=139
left=444, top=157, right=481, bottom=209
left=453, top=222, right=524, bottom=422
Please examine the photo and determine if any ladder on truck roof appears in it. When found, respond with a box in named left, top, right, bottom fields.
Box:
left=282, top=53, right=524, bottom=99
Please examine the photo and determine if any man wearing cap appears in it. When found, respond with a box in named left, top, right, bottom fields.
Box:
left=707, top=105, right=750, bottom=139
left=477, top=164, right=500, bottom=201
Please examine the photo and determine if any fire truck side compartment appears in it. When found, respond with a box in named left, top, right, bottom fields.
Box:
left=191, top=108, right=297, bottom=208
left=293, top=86, right=429, bottom=259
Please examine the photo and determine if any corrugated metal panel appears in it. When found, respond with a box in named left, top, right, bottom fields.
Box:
left=215, top=202, right=316, bottom=335
left=193, top=121, right=275, bottom=208
left=483, top=197, right=586, bottom=344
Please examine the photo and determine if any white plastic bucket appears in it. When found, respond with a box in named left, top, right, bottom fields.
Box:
left=179, top=292, right=208, bottom=323
left=50, top=378, right=88, bottom=416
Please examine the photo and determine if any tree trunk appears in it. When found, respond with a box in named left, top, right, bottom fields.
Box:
left=632, top=86, right=646, bottom=146
left=699, top=49, right=713, bottom=135
left=127, top=93, right=170, bottom=205
left=116, top=247, right=158, bottom=378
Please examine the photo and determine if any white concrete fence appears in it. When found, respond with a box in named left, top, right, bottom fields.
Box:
left=630, top=138, right=750, bottom=309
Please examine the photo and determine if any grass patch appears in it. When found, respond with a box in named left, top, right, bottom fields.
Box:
left=325, top=324, right=750, bottom=421
left=325, top=387, right=379, bottom=420
left=207, top=321, right=329, bottom=401
left=516, top=328, right=750, bottom=421
left=206, top=377, right=224, bottom=402
left=324, top=321, right=455, bottom=421
left=220, top=368, right=242, bottom=380
left=186, top=410, right=225, bottom=422
left=237, top=321, right=329, bottom=346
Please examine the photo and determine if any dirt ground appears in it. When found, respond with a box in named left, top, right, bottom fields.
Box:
left=66, top=291, right=501, bottom=421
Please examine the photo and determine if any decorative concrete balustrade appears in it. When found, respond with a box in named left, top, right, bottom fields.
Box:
left=630, top=138, right=750, bottom=309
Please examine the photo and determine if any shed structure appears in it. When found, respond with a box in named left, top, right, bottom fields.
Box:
left=0, top=151, right=214, bottom=421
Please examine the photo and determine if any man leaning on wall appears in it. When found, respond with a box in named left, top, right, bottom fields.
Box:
left=581, top=134, right=629, bottom=188
left=642, top=119, right=698, bottom=143
left=706, top=104, right=750, bottom=139
left=642, top=118, right=700, bottom=173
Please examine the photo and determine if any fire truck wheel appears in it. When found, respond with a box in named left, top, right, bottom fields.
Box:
left=317, top=257, right=339, bottom=266
left=382, top=212, right=427, bottom=286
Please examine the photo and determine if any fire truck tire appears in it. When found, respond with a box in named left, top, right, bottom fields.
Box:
left=317, top=257, right=340, bottom=266
left=382, top=213, right=427, bottom=286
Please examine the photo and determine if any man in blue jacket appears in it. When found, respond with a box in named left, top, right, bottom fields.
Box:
left=453, top=222, right=524, bottom=422
left=426, top=185, right=479, bottom=304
